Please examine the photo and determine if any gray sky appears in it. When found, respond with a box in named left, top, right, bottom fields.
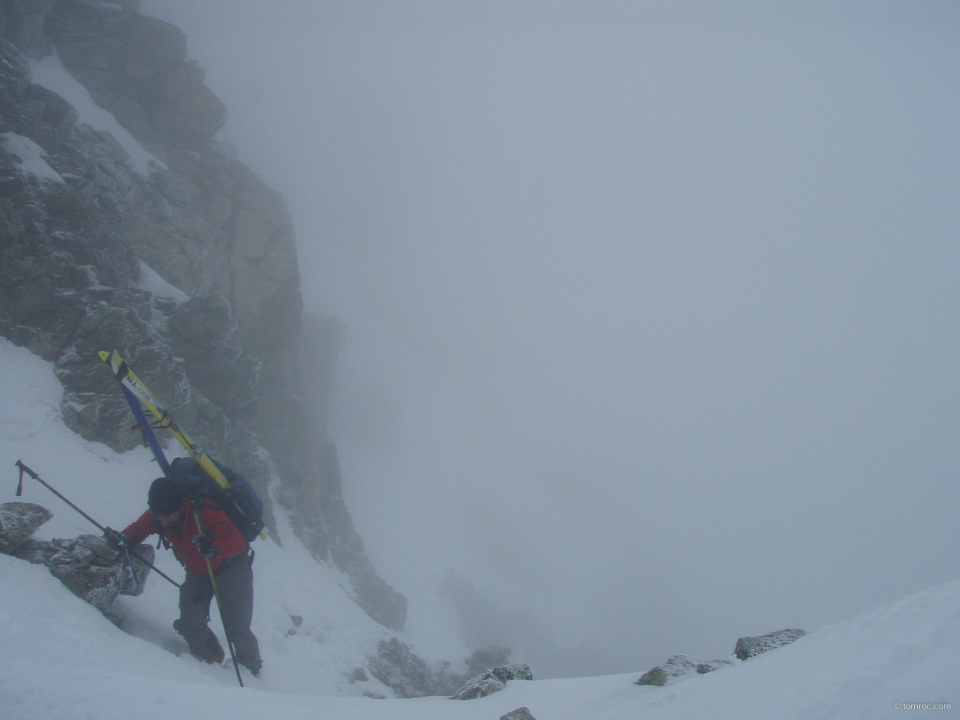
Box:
left=143, top=1, right=960, bottom=674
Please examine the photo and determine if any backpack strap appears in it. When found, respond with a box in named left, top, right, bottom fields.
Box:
left=153, top=523, right=181, bottom=566
left=151, top=513, right=172, bottom=551
left=199, top=499, right=223, bottom=513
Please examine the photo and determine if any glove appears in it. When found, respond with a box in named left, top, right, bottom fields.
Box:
left=103, top=527, right=127, bottom=550
left=193, top=529, right=218, bottom=558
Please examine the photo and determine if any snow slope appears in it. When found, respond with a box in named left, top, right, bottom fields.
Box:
left=1, top=338, right=957, bottom=720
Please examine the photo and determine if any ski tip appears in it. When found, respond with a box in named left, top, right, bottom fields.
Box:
left=98, top=351, right=110, bottom=362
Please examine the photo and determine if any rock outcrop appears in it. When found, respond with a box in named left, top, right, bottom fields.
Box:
left=636, top=628, right=805, bottom=687
left=0, top=501, right=152, bottom=619
left=0, top=501, right=52, bottom=553
left=501, top=709, right=537, bottom=720
left=367, top=637, right=471, bottom=698
left=368, top=637, right=441, bottom=699
left=734, top=628, right=806, bottom=660
left=365, top=637, right=523, bottom=699
left=635, top=653, right=737, bottom=686
left=0, top=0, right=404, bottom=630
left=696, top=658, right=735, bottom=674
left=12, top=533, right=154, bottom=615
left=635, top=654, right=698, bottom=687
left=450, top=663, right=534, bottom=700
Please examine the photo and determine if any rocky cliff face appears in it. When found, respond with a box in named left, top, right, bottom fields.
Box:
left=0, top=0, right=405, bottom=630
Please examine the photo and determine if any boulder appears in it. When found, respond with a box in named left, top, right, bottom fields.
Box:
left=696, top=659, right=734, bottom=674
left=0, top=501, right=53, bottom=552
left=451, top=674, right=504, bottom=700
left=368, top=637, right=438, bottom=698
left=501, top=708, right=537, bottom=720
left=10, top=533, right=154, bottom=614
left=346, top=667, right=368, bottom=683
left=636, top=652, right=738, bottom=686
left=635, top=654, right=697, bottom=686
left=450, top=663, right=533, bottom=700
left=734, top=628, right=806, bottom=660
left=635, top=667, right=668, bottom=686
left=366, top=636, right=473, bottom=698
left=491, top=663, right=534, bottom=683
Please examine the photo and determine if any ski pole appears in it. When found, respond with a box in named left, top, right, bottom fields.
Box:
left=14, top=460, right=185, bottom=593
left=17, top=460, right=105, bottom=533
left=191, top=501, right=244, bottom=688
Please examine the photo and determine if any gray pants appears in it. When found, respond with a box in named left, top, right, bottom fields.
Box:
left=177, top=553, right=261, bottom=673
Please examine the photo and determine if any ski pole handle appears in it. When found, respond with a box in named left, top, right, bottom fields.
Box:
left=15, top=460, right=106, bottom=533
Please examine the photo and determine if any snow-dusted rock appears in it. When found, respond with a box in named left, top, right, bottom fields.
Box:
left=491, top=663, right=534, bottom=683
left=501, top=707, right=536, bottom=720
left=450, top=663, right=533, bottom=700
left=696, top=658, right=735, bottom=674
left=636, top=636, right=800, bottom=687
left=635, top=653, right=698, bottom=686
left=734, top=628, right=806, bottom=660
left=0, top=131, right=65, bottom=183
left=10, top=533, right=154, bottom=614
left=368, top=637, right=439, bottom=698
left=0, top=501, right=53, bottom=553
left=451, top=673, right=504, bottom=700
left=366, top=637, right=474, bottom=698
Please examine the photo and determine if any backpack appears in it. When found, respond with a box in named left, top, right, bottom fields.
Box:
left=166, top=456, right=265, bottom=543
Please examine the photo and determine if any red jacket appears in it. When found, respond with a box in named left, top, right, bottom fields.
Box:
left=123, top=497, right=248, bottom=575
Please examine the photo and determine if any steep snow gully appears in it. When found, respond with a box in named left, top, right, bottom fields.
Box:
left=1, top=338, right=957, bottom=719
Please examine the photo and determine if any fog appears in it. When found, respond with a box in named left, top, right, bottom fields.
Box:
left=142, top=1, right=960, bottom=675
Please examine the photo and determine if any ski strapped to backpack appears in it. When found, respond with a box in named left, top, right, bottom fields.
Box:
left=99, top=349, right=265, bottom=541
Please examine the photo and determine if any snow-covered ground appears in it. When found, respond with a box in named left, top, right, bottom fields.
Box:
left=1, top=338, right=957, bottom=719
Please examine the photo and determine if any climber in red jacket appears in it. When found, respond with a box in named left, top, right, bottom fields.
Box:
left=120, top=476, right=262, bottom=675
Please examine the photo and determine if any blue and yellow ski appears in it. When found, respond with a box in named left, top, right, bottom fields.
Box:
left=99, top=349, right=229, bottom=490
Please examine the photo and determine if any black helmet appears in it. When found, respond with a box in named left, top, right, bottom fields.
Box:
left=148, top=477, right=182, bottom=516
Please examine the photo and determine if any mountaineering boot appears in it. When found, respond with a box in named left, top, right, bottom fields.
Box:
left=194, top=638, right=225, bottom=664
left=173, top=618, right=224, bottom=664
left=198, top=632, right=225, bottom=664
